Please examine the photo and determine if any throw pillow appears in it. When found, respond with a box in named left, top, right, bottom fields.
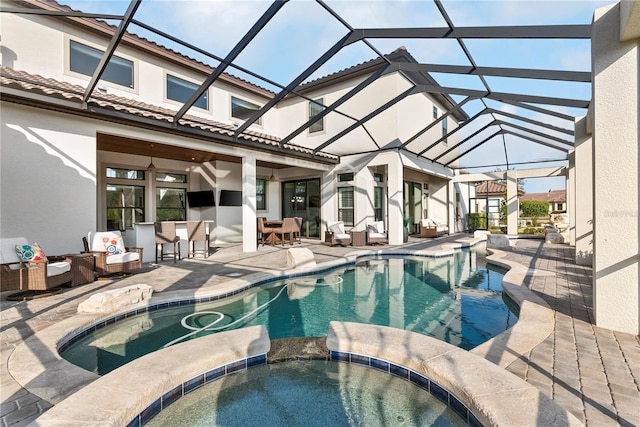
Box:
left=15, top=243, right=48, bottom=263
left=367, top=222, right=382, bottom=233
left=102, top=235, right=126, bottom=255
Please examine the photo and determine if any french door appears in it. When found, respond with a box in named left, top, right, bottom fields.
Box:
left=282, top=179, right=321, bottom=238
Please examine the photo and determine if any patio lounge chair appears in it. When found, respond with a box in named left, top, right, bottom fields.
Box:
left=0, top=237, right=72, bottom=294
left=366, top=221, right=388, bottom=245
left=87, top=231, right=144, bottom=276
left=325, top=221, right=351, bottom=246
left=419, top=218, right=449, bottom=237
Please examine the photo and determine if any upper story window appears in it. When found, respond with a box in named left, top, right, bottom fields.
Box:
left=433, top=106, right=438, bottom=119
left=167, top=74, right=208, bottom=110
left=70, top=40, right=133, bottom=88
left=309, top=98, right=324, bottom=133
left=442, top=116, right=448, bottom=144
left=231, top=96, right=262, bottom=126
left=338, top=172, right=354, bottom=182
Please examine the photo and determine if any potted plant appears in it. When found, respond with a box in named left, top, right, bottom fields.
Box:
left=402, top=216, right=412, bottom=242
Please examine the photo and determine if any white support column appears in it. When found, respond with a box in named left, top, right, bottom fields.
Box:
left=592, top=3, right=639, bottom=335
left=387, top=152, right=404, bottom=245
left=574, top=115, right=593, bottom=266
left=242, top=155, right=257, bottom=253
left=320, top=169, right=337, bottom=239
left=506, top=169, right=519, bottom=237
left=567, top=150, right=576, bottom=246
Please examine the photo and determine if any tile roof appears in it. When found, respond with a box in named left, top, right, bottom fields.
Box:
left=475, top=181, right=525, bottom=196
left=520, top=190, right=566, bottom=203
left=0, top=66, right=338, bottom=161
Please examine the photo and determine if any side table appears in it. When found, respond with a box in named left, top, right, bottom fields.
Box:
left=350, top=230, right=367, bottom=247
left=67, top=253, right=95, bottom=287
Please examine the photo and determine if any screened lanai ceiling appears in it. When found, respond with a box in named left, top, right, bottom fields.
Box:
left=2, top=0, right=609, bottom=171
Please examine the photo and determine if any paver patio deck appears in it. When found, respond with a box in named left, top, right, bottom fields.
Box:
left=1, top=234, right=638, bottom=426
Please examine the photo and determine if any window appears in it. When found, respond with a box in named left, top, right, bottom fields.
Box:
left=105, top=167, right=145, bottom=230
left=338, top=187, right=354, bottom=227
left=374, top=187, right=384, bottom=222
left=256, top=178, right=266, bottom=210
left=231, top=96, right=262, bottom=125
left=373, top=173, right=384, bottom=183
left=338, top=172, right=354, bottom=182
left=167, top=74, right=208, bottom=110
left=156, top=172, right=187, bottom=184
left=309, top=98, right=324, bottom=133
left=155, top=172, right=187, bottom=221
left=442, top=116, right=448, bottom=143
left=70, top=40, right=133, bottom=88
left=156, top=188, right=186, bottom=221
left=433, top=106, right=438, bottom=119
left=557, top=203, right=564, bottom=211
left=106, top=167, right=144, bottom=180
left=106, top=184, right=144, bottom=231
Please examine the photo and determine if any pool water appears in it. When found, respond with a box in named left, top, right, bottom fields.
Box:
left=145, top=359, right=467, bottom=427
left=62, top=252, right=517, bottom=375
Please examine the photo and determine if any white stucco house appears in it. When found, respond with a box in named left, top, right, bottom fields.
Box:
left=1, top=0, right=639, bottom=336
left=0, top=0, right=473, bottom=259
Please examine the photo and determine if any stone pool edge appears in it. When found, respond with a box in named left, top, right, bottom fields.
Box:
left=11, top=236, right=568, bottom=425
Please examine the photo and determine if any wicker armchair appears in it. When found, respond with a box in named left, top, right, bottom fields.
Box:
left=87, top=231, right=144, bottom=276
left=0, top=237, right=72, bottom=292
left=366, top=221, right=388, bottom=245
left=325, top=221, right=351, bottom=246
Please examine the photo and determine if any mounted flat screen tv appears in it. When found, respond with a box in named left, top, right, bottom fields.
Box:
left=219, top=190, right=242, bottom=207
left=187, top=190, right=215, bottom=208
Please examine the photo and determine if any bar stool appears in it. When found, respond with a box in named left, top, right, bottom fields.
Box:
left=186, top=220, right=210, bottom=258
left=155, top=221, right=180, bottom=263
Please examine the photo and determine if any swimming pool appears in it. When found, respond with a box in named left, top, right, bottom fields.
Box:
left=61, top=251, right=517, bottom=375
left=145, top=359, right=468, bottom=427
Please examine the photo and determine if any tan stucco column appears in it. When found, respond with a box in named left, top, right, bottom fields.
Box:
left=242, top=155, right=257, bottom=253
left=592, top=2, right=639, bottom=335
left=567, top=150, right=576, bottom=246
left=574, top=115, right=593, bottom=266
left=387, top=152, right=404, bottom=245
left=506, top=169, right=519, bottom=236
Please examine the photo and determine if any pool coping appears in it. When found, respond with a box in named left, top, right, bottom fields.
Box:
left=9, top=236, right=576, bottom=425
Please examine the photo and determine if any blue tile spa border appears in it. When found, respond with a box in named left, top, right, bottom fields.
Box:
left=126, top=353, right=267, bottom=427
left=58, top=244, right=486, bottom=356
left=330, top=350, right=483, bottom=427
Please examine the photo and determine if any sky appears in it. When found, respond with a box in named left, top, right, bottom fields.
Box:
left=61, top=0, right=614, bottom=193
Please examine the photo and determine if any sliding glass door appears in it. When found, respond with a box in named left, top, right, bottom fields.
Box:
left=282, top=179, right=321, bottom=238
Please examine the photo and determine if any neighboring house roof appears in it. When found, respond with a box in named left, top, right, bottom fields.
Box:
left=520, top=190, right=566, bottom=203
left=475, top=181, right=525, bottom=197
left=0, top=66, right=338, bottom=162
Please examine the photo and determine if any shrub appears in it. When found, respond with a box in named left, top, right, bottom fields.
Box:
left=466, top=213, right=487, bottom=231
left=520, top=200, right=549, bottom=217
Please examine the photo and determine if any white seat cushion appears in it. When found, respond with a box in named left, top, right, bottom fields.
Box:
left=105, top=252, right=140, bottom=265
left=334, top=233, right=351, bottom=240
left=47, top=261, right=71, bottom=277
left=368, top=232, right=387, bottom=239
